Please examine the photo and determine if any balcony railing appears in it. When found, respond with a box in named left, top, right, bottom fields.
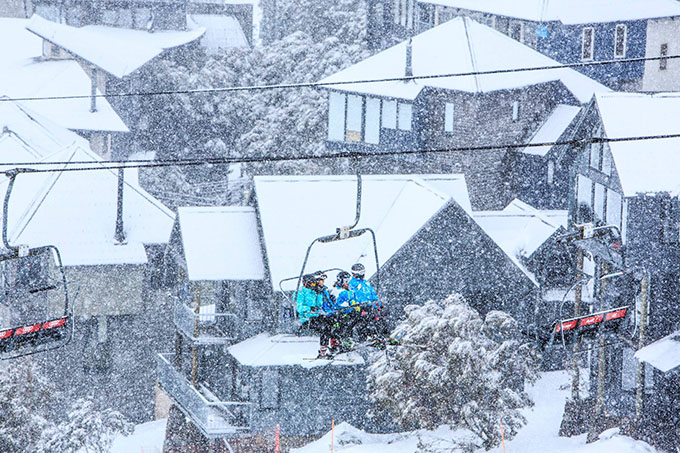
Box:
left=157, top=353, right=251, bottom=439
left=173, top=299, right=240, bottom=344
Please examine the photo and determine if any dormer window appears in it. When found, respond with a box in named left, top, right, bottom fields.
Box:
left=397, top=103, right=412, bottom=131
left=512, top=101, right=520, bottom=121
left=614, top=24, right=626, bottom=58
left=444, top=102, right=454, bottom=132
left=581, top=27, right=594, bottom=61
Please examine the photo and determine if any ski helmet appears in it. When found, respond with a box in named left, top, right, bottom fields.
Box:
left=351, top=263, right=365, bottom=278
left=336, top=271, right=351, bottom=287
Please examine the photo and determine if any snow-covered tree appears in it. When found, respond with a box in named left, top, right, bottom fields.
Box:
left=0, top=358, right=56, bottom=452
left=38, top=399, right=133, bottom=453
left=367, top=293, right=540, bottom=451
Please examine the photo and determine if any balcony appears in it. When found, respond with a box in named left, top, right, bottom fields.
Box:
left=157, top=353, right=251, bottom=439
left=173, top=299, right=240, bottom=344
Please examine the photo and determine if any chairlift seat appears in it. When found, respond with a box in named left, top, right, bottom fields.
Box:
left=547, top=306, right=629, bottom=347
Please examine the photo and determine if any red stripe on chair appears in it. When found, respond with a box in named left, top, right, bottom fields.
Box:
left=14, top=323, right=42, bottom=336
left=605, top=309, right=627, bottom=321
left=579, top=314, right=604, bottom=327
left=555, top=320, right=578, bottom=332
left=0, top=329, right=13, bottom=339
left=42, top=318, right=67, bottom=330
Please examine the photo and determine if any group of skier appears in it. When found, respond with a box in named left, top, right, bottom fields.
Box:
left=296, top=263, right=391, bottom=358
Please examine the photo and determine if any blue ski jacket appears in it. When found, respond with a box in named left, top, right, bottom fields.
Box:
left=296, top=286, right=322, bottom=323
left=349, top=277, right=379, bottom=307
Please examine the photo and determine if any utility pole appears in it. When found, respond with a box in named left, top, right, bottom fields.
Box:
left=595, top=261, right=608, bottom=418
left=635, top=271, right=650, bottom=422
left=572, top=247, right=583, bottom=400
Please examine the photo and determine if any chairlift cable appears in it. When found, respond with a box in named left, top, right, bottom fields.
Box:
left=1, top=132, right=680, bottom=176
left=2, top=53, right=680, bottom=103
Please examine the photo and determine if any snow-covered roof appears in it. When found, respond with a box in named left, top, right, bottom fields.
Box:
left=254, top=174, right=469, bottom=291
left=0, top=145, right=175, bottom=266
left=523, top=104, right=581, bottom=156
left=26, top=15, right=205, bottom=79
left=178, top=206, right=265, bottom=281
left=228, top=333, right=363, bottom=368
left=0, top=18, right=128, bottom=133
left=473, top=199, right=567, bottom=283
left=635, top=330, right=680, bottom=372
left=419, top=0, right=680, bottom=25
left=0, top=100, right=90, bottom=160
left=319, top=17, right=609, bottom=102
left=190, top=14, right=249, bottom=54
left=595, top=92, right=680, bottom=196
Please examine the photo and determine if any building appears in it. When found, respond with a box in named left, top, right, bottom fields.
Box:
left=368, top=0, right=680, bottom=90
left=158, top=174, right=550, bottom=447
left=319, top=17, right=608, bottom=209
left=566, top=91, right=680, bottom=448
left=0, top=17, right=129, bottom=159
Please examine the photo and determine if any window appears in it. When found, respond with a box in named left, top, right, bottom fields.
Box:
left=661, top=197, right=680, bottom=244
left=547, top=160, right=555, bottom=184
left=577, top=174, right=593, bottom=223
left=394, top=0, right=400, bottom=24
left=512, top=101, right=520, bottom=121
left=582, top=27, right=594, bottom=61
left=622, top=199, right=628, bottom=243
left=444, top=102, right=454, bottom=132
left=327, top=92, right=346, bottom=141
left=509, top=21, right=523, bottom=41
left=594, top=183, right=606, bottom=221
left=382, top=100, right=397, bottom=129
left=406, top=0, right=414, bottom=29
left=614, top=24, right=626, bottom=58
left=660, top=43, right=669, bottom=70
left=601, top=145, right=612, bottom=175
left=606, top=190, right=622, bottom=229
left=398, top=103, right=412, bottom=131
left=346, top=95, right=363, bottom=142
left=365, top=97, right=381, bottom=144
left=590, top=126, right=603, bottom=170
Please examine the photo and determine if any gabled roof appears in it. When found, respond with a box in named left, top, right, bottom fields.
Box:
left=254, top=174, right=469, bottom=291
left=473, top=199, right=567, bottom=283
left=0, top=18, right=128, bottom=133
left=594, top=92, right=680, bottom=196
left=522, top=104, right=581, bottom=156
left=26, top=15, right=205, bottom=79
left=0, top=100, right=89, bottom=160
left=190, top=14, right=249, bottom=54
left=319, top=17, right=609, bottom=102
left=0, top=145, right=175, bottom=266
left=635, top=330, right=680, bottom=372
left=419, top=0, right=680, bottom=25
left=178, top=206, right=265, bottom=281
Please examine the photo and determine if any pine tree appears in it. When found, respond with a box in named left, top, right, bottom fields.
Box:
left=367, top=293, right=540, bottom=451
left=0, top=358, right=57, bottom=452
left=38, top=399, right=134, bottom=453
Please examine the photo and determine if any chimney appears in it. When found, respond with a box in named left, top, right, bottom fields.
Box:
left=405, top=37, right=413, bottom=79
left=115, top=168, right=126, bottom=244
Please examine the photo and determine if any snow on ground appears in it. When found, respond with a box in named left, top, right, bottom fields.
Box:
left=113, top=371, right=656, bottom=453
left=293, top=371, right=657, bottom=453
left=111, top=418, right=167, bottom=453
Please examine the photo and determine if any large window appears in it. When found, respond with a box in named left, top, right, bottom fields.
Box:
left=346, top=95, right=363, bottom=142
left=606, top=190, right=622, bottom=229
left=614, top=24, right=627, bottom=58
left=327, top=92, right=346, bottom=141
left=582, top=27, right=594, bottom=61
left=444, top=102, right=455, bottom=132
left=397, top=103, right=412, bottom=131
left=365, top=98, right=381, bottom=144
left=382, top=100, right=397, bottom=129
left=594, top=183, right=606, bottom=221
left=590, top=126, right=603, bottom=170
left=577, top=174, right=593, bottom=222
left=512, top=101, right=520, bottom=122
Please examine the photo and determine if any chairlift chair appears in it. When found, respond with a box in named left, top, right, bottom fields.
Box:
left=0, top=170, right=73, bottom=359
left=539, top=223, right=635, bottom=350
left=278, top=172, right=380, bottom=322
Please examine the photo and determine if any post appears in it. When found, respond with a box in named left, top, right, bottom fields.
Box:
left=115, top=168, right=125, bottom=244
left=90, top=66, right=98, bottom=113
left=572, top=248, right=583, bottom=400
left=595, top=262, right=608, bottom=418
left=191, top=282, right=200, bottom=387
left=331, top=419, right=335, bottom=453
left=635, top=271, right=650, bottom=421
left=275, top=424, right=280, bottom=453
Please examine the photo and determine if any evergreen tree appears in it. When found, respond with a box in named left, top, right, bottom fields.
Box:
left=0, top=358, right=56, bottom=452
left=367, top=293, right=540, bottom=451
left=38, top=399, right=134, bottom=453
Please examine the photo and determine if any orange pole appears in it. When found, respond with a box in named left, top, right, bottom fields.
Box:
left=275, top=424, right=280, bottom=453
left=331, top=419, right=335, bottom=453
left=499, top=421, right=506, bottom=453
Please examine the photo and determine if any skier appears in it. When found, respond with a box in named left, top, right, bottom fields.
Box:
left=296, top=273, right=333, bottom=358
left=348, top=263, right=390, bottom=342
